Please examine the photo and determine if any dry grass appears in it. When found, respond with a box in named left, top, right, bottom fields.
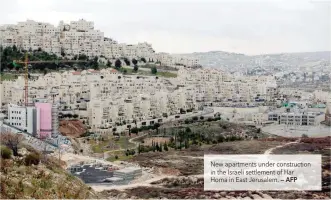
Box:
left=0, top=148, right=100, bottom=199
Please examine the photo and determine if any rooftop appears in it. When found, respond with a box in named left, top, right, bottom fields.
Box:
left=115, top=167, right=141, bottom=174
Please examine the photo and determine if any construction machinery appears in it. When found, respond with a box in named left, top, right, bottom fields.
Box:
left=13, top=53, right=87, bottom=106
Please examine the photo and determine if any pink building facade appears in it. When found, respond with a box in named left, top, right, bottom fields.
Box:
left=35, top=103, right=52, bottom=139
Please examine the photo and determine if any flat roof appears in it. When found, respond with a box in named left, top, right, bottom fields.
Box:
left=115, top=167, right=141, bottom=173
left=105, top=177, right=123, bottom=181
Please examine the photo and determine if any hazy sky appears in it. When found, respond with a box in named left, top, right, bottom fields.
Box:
left=0, top=0, right=330, bottom=55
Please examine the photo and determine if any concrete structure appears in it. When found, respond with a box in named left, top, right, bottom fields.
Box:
left=1, top=66, right=279, bottom=135
left=279, top=112, right=325, bottom=126
left=113, top=167, right=142, bottom=181
left=7, top=102, right=58, bottom=139
left=0, top=19, right=200, bottom=67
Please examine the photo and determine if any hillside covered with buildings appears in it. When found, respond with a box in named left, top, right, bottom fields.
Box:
left=0, top=19, right=200, bottom=68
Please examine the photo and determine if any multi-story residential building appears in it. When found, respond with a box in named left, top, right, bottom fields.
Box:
left=278, top=112, right=324, bottom=126
left=1, top=66, right=277, bottom=134
left=0, top=19, right=199, bottom=67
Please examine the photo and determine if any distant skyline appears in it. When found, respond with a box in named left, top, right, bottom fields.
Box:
left=0, top=0, right=330, bottom=55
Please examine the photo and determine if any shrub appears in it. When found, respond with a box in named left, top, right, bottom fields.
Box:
left=131, top=127, right=139, bottom=134
left=200, top=116, right=204, bottom=120
left=1, top=146, right=12, bottom=159
left=115, top=155, right=118, bottom=160
left=25, top=153, right=40, bottom=166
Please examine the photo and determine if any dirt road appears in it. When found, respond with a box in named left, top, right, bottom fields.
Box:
left=264, top=139, right=300, bottom=155
left=91, top=174, right=204, bottom=191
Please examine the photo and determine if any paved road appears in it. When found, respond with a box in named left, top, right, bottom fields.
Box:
left=74, top=165, right=114, bottom=183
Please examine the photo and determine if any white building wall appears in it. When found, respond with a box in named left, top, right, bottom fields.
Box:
left=8, top=104, right=27, bottom=130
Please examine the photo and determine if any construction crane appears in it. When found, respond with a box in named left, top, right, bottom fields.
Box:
left=13, top=53, right=87, bottom=106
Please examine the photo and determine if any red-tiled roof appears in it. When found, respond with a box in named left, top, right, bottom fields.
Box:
left=72, top=71, right=81, bottom=75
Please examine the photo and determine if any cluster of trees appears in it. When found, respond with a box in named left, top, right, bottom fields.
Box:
left=125, top=149, right=135, bottom=156
left=112, top=57, right=148, bottom=72
left=184, top=116, right=220, bottom=124
left=0, top=46, right=156, bottom=75
left=163, top=126, right=244, bottom=150
left=130, top=123, right=161, bottom=134
left=137, top=141, right=169, bottom=154
left=179, top=108, right=194, bottom=114
left=0, top=46, right=101, bottom=73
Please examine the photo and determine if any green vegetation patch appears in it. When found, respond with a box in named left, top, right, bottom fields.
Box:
left=156, top=71, right=177, bottom=78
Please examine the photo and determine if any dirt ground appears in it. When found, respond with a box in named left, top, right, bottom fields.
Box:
left=102, top=138, right=331, bottom=199
left=59, top=120, right=86, bottom=138
left=272, top=136, right=331, bottom=196
left=129, top=140, right=286, bottom=176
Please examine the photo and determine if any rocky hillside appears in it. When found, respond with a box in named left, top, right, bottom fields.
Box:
left=59, top=120, right=87, bottom=138
left=0, top=146, right=99, bottom=199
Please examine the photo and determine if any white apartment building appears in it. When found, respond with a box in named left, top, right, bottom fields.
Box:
left=1, top=66, right=277, bottom=134
left=0, top=19, right=199, bottom=67
left=279, top=112, right=325, bottom=126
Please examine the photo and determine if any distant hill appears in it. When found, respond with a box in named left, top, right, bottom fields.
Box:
left=176, top=51, right=331, bottom=71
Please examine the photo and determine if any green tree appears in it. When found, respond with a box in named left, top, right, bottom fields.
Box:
left=138, top=144, right=142, bottom=154
left=123, top=58, right=131, bottom=66
left=115, top=59, right=122, bottom=69
left=61, top=48, right=65, bottom=57
left=163, top=142, right=169, bottom=151
left=155, top=142, right=160, bottom=152
left=106, top=60, right=112, bottom=67
left=78, top=54, right=88, bottom=60
left=141, top=57, right=147, bottom=63
left=12, top=45, right=18, bottom=52
left=132, top=58, right=138, bottom=65
left=133, top=65, right=138, bottom=72
left=91, top=56, right=99, bottom=70
left=153, top=123, right=161, bottom=134
left=151, top=67, right=157, bottom=74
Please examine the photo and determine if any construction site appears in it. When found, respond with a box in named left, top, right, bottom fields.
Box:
left=0, top=53, right=87, bottom=153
